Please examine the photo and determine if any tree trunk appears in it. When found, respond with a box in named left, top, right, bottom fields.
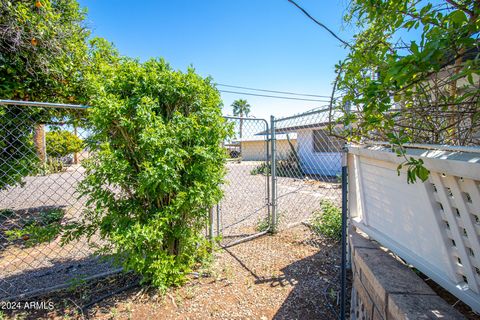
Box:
left=33, top=124, right=46, bottom=163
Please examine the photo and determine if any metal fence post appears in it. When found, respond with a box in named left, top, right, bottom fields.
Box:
left=216, top=204, right=220, bottom=237
left=265, top=121, right=271, bottom=224
left=270, top=115, right=277, bottom=233
left=208, top=207, right=214, bottom=242
left=340, top=149, right=348, bottom=320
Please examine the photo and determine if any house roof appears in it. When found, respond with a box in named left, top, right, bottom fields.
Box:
left=264, top=107, right=343, bottom=133
left=234, top=133, right=297, bottom=142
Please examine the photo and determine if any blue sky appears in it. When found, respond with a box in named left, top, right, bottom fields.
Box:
left=78, top=0, right=354, bottom=119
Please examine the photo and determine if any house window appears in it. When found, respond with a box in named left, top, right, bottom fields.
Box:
left=312, top=129, right=340, bottom=153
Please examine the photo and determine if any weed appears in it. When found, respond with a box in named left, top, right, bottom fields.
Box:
left=5, top=208, right=65, bottom=246
left=311, top=200, right=342, bottom=240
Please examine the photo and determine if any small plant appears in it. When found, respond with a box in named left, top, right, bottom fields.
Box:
left=250, top=162, right=270, bottom=175
left=311, top=200, right=342, bottom=240
left=36, top=158, right=65, bottom=175
left=0, top=208, right=15, bottom=223
left=276, top=151, right=304, bottom=178
left=5, top=208, right=64, bottom=246
left=256, top=212, right=282, bottom=232
left=256, top=215, right=270, bottom=232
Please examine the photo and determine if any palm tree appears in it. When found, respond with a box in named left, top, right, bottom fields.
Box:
left=231, top=99, right=251, bottom=141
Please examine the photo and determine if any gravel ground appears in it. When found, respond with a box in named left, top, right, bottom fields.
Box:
left=3, top=225, right=347, bottom=320
left=219, top=162, right=341, bottom=244
left=0, top=161, right=341, bottom=299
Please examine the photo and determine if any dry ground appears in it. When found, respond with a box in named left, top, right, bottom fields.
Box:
left=0, top=161, right=341, bottom=299
left=3, top=225, right=345, bottom=320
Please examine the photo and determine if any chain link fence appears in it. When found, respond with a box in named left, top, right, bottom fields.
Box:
left=0, top=102, right=118, bottom=300
left=272, top=108, right=343, bottom=230
left=1, top=101, right=345, bottom=301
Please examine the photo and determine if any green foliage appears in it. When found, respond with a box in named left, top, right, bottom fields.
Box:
left=257, top=212, right=282, bottom=232
left=64, top=58, right=231, bottom=290
left=5, top=208, right=64, bottom=246
left=256, top=215, right=271, bottom=232
left=0, top=0, right=113, bottom=190
left=250, top=162, right=270, bottom=175
left=46, top=130, right=83, bottom=158
left=250, top=152, right=303, bottom=178
left=0, top=0, right=90, bottom=102
left=36, top=158, right=65, bottom=175
left=337, top=0, right=479, bottom=183
left=311, top=200, right=342, bottom=240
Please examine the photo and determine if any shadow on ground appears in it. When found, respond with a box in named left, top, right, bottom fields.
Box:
left=224, top=236, right=345, bottom=320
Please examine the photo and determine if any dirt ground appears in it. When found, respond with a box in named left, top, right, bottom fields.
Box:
left=0, top=161, right=341, bottom=299
left=3, top=225, right=347, bottom=320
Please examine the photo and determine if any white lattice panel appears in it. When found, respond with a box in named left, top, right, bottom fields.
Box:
left=348, top=145, right=480, bottom=313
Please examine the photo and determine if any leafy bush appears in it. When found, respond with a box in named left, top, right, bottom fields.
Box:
left=46, top=130, right=84, bottom=158
left=311, top=200, right=342, bottom=240
left=65, top=59, right=231, bottom=290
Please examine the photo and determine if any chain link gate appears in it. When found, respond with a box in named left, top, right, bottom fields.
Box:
left=216, top=116, right=271, bottom=247
left=217, top=109, right=343, bottom=245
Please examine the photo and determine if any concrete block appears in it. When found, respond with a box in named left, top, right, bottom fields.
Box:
left=355, top=247, right=435, bottom=318
left=349, top=228, right=380, bottom=257
left=353, top=276, right=374, bottom=320
left=388, top=293, right=465, bottom=320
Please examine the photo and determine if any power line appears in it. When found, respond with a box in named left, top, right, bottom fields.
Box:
left=287, top=0, right=350, bottom=48
left=216, top=83, right=331, bottom=98
left=218, top=90, right=331, bottom=102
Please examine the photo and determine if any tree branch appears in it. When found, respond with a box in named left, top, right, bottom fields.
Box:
left=287, top=0, right=351, bottom=48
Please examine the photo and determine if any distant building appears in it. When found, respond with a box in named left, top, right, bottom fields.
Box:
left=273, top=111, right=343, bottom=176
left=234, top=133, right=297, bottom=161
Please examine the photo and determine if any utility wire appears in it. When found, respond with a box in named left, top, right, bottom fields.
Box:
left=218, top=90, right=331, bottom=102
left=287, top=0, right=350, bottom=47
left=216, top=83, right=331, bottom=98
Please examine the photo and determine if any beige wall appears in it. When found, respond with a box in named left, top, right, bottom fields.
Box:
left=241, top=140, right=297, bottom=161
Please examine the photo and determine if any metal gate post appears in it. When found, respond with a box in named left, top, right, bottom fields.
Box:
left=270, top=115, right=277, bottom=233
left=208, top=207, right=214, bottom=242
left=265, top=121, right=271, bottom=223
left=340, top=149, right=348, bottom=320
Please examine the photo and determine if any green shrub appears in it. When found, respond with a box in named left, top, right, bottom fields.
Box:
left=46, top=130, right=83, bottom=158
left=311, top=200, right=342, bottom=240
left=256, top=215, right=270, bottom=232
left=64, top=58, right=231, bottom=291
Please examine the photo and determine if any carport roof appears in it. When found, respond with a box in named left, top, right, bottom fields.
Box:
left=233, top=133, right=297, bottom=142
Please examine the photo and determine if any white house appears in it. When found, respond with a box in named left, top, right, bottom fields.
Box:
left=274, top=109, right=344, bottom=177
